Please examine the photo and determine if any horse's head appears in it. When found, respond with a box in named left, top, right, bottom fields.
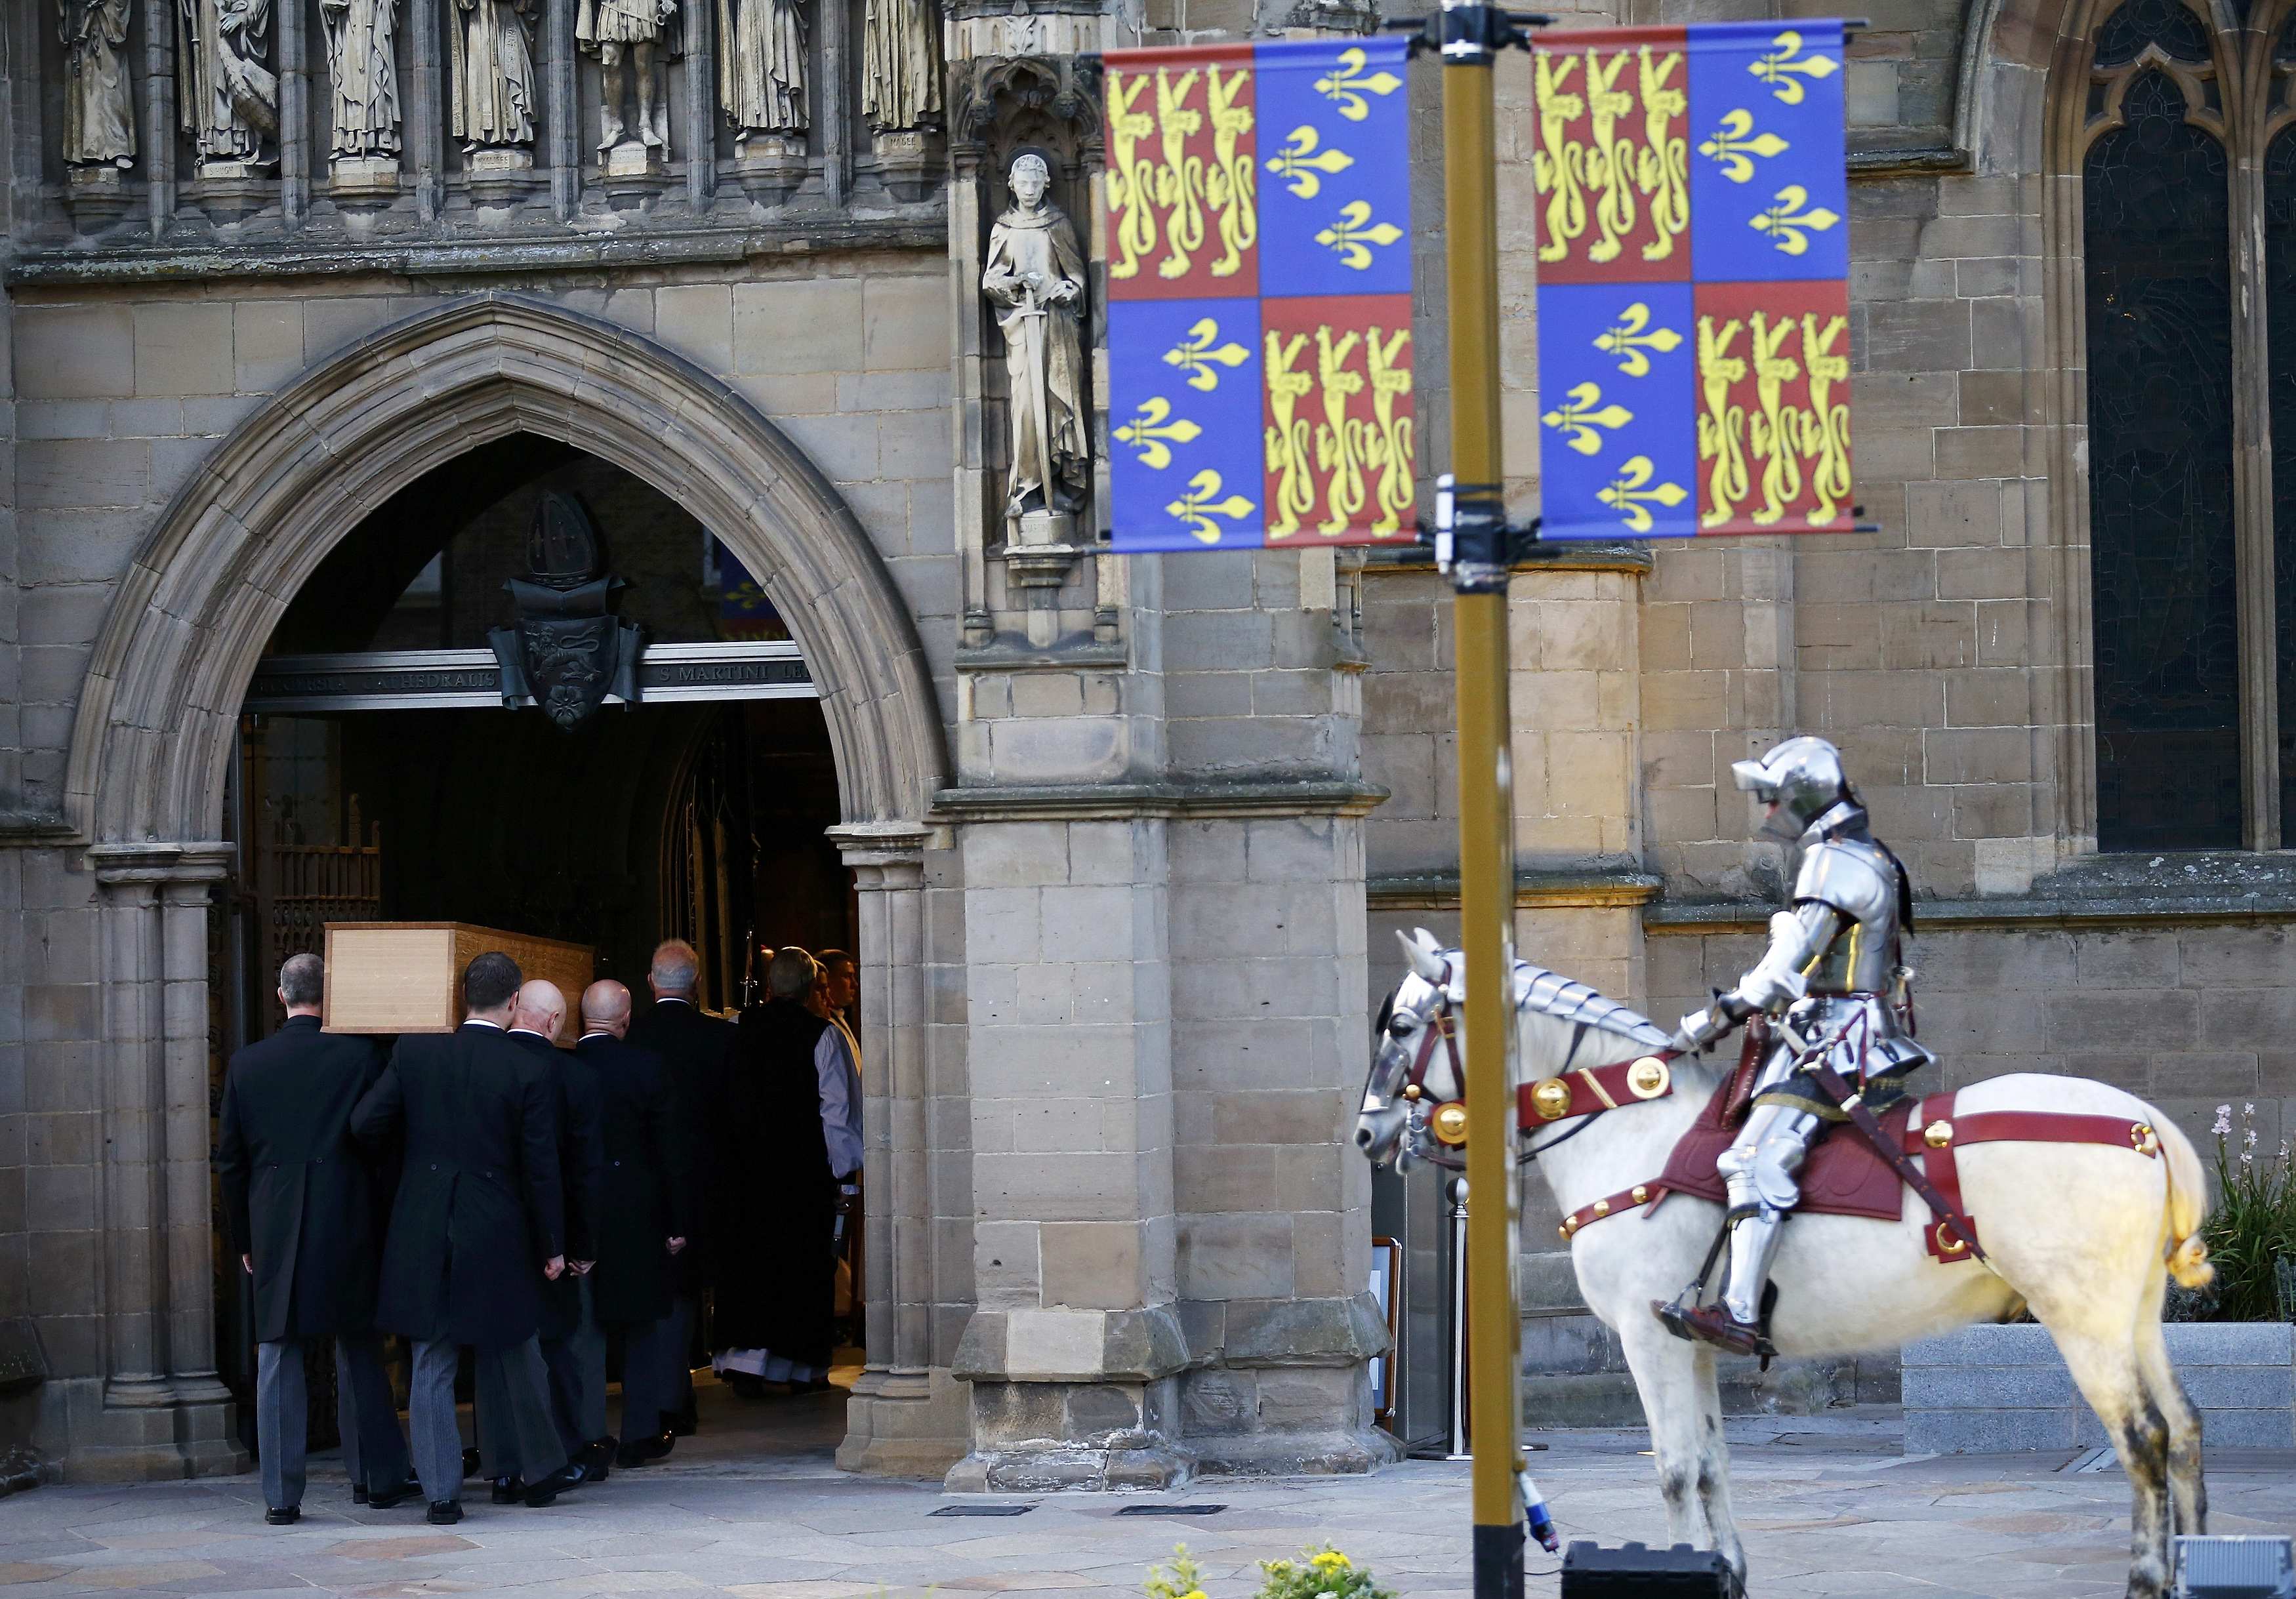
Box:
left=1356, top=928, right=1465, bottom=1169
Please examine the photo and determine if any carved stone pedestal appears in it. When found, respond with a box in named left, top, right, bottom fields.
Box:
left=1004, top=508, right=1082, bottom=592
left=329, top=155, right=401, bottom=211
left=600, top=140, right=669, bottom=210
left=733, top=133, right=809, bottom=205
left=188, top=162, right=272, bottom=222
left=64, top=164, right=136, bottom=233
left=872, top=127, right=943, bottom=202
left=466, top=146, right=539, bottom=211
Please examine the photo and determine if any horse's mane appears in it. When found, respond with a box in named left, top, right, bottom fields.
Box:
left=1513, top=962, right=1671, bottom=1051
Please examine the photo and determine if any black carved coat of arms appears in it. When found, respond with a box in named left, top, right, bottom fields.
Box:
left=487, top=492, right=645, bottom=731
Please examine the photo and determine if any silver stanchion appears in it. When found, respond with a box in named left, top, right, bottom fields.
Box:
left=1445, top=1175, right=1471, bottom=1461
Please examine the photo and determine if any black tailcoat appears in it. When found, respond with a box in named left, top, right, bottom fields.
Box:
left=714, top=1000, right=837, bottom=1368
left=510, top=1028, right=605, bottom=1339
left=353, top=1022, right=564, bottom=1350
left=625, top=998, right=736, bottom=1293
left=577, top=1032, right=691, bottom=1326
left=216, top=1015, right=390, bottom=1344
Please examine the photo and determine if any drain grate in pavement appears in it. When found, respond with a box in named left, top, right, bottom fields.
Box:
left=1115, top=1504, right=1228, bottom=1517
left=930, top=1503, right=1036, bottom=1517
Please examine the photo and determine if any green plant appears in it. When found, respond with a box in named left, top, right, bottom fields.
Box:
left=1144, top=1544, right=1398, bottom=1599
left=2199, top=1103, right=2296, bottom=1322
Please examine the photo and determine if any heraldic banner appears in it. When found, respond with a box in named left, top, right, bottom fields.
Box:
left=1103, top=37, right=1416, bottom=552
left=1532, top=21, right=1855, bottom=540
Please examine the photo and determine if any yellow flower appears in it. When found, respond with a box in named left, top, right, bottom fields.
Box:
left=1311, top=1552, right=1351, bottom=1572
left=1182, top=1590, right=1208, bottom=1599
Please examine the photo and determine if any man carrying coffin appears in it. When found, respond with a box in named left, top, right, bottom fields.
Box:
left=574, top=980, right=693, bottom=1467
left=218, top=953, right=420, bottom=1524
left=626, top=938, right=736, bottom=1433
left=353, top=952, right=573, bottom=1522
left=506, top=981, right=607, bottom=1491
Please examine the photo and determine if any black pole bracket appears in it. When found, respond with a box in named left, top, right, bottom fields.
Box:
left=1425, top=476, right=1540, bottom=594
left=1387, top=7, right=1552, bottom=62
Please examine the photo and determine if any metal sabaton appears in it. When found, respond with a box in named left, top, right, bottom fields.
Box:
left=242, top=641, right=817, bottom=712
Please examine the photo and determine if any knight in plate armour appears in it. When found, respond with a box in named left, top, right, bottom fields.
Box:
left=1656, top=735, right=1931, bottom=1356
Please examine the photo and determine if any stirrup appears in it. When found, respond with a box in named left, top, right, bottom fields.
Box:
left=1652, top=1297, right=1776, bottom=1360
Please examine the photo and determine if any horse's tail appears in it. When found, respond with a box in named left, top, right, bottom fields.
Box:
left=2150, top=1113, right=2215, bottom=1291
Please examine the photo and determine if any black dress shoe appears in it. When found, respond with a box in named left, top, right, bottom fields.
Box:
left=490, top=1475, right=525, bottom=1505
left=352, top=1485, right=369, bottom=1506
left=580, top=1437, right=615, bottom=1481
left=264, top=1507, right=300, bottom=1526
left=462, top=1447, right=483, bottom=1479
left=523, top=1464, right=583, bottom=1506
left=613, top=1430, right=674, bottom=1469
left=367, top=1476, right=425, bottom=1510
left=668, top=1409, right=697, bottom=1437
left=426, top=1500, right=463, bottom=1526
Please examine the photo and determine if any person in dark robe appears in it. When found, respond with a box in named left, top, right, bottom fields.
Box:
left=217, top=953, right=419, bottom=1524
left=574, top=980, right=693, bottom=1467
left=506, top=980, right=607, bottom=1491
left=352, top=951, right=577, bottom=1522
left=712, top=947, right=859, bottom=1392
left=625, top=937, right=736, bottom=1432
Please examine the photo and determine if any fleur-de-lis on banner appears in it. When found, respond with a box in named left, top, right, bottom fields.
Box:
left=1166, top=469, right=1258, bottom=544
left=1542, top=382, right=1635, bottom=456
left=1316, top=199, right=1404, bottom=270
left=1594, top=301, right=1683, bottom=377
left=1750, top=184, right=1841, bottom=254
left=1697, top=108, right=1788, bottom=184
left=1315, top=47, right=1403, bottom=122
left=1162, top=319, right=1252, bottom=392
left=1750, top=31, right=1839, bottom=104
left=1115, top=397, right=1204, bottom=470
left=1598, top=455, right=1689, bottom=533
left=1265, top=125, right=1355, bottom=199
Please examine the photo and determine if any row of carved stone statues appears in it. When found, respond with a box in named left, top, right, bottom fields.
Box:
left=57, top=0, right=942, bottom=182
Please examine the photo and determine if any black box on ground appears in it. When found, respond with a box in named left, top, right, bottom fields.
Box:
left=1560, top=1541, right=1740, bottom=1598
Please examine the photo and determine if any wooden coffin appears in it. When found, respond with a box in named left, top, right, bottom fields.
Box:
left=322, top=921, right=594, bottom=1045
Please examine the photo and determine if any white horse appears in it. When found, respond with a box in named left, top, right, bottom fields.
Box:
left=1357, top=930, right=2217, bottom=1599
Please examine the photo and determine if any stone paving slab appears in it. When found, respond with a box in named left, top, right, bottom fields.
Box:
left=1, top=1423, right=2291, bottom=1598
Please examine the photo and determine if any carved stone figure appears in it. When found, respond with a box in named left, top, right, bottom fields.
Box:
left=862, top=0, right=941, bottom=132
left=319, top=0, right=400, bottom=163
left=981, top=153, right=1089, bottom=528
left=451, top=0, right=540, bottom=154
left=579, top=0, right=678, bottom=156
left=60, top=0, right=136, bottom=169
left=178, top=0, right=280, bottom=171
left=718, top=0, right=808, bottom=138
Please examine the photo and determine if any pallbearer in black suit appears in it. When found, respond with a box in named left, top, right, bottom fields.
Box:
left=352, top=952, right=575, bottom=1523
left=625, top=939, right=737, bottom=1434
left=506, top=981, right=607, bottom=1489
left=573, top=980, right=693, bottom=1468
left=218, top=954, right=420, bottom=1525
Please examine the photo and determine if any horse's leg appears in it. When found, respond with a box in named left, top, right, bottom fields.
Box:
left=2044, top=1320, right=2173, bottom=1599
left=2135, top=1305, right=2206, bottom=1535
left=1617, top=1322, right=1713, bottom=1550
left=1688, top=1344, right=1746, bottom=1586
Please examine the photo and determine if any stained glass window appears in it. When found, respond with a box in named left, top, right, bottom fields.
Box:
left=2083, top=70, right=2243, bottom=851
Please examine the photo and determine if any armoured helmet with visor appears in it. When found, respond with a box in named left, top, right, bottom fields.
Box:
left=1731, top=735, right=1850, bottom=843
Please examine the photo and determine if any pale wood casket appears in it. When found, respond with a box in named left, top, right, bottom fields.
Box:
left=322, top=922, right=596, bottom=1046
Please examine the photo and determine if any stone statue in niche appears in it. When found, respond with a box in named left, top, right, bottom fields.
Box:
left=451, top=0, right=540, bottom=168
left=981, top=152, right=1089, bottom=540
left=177, top=0, right=279, bottom=175
left=862, top=0, right=940, bottom=133
left=60, top=0, right=136, bottom=170
left=579, top=0, right=678, bottom=172
left=318, top=0, right=400, bottom=192
left=720, top=0, right=807, bottom=136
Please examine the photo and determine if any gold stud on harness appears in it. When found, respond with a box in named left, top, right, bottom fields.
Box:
left=1626, top=1056, right=1671, bottom=1099
left=1631, top=1184, right=1649, bottom=1205
left=1923, top=1120, right=1954, bottom=1148
left=1431, top=1101, right=1469, bottom=1146
left=1528, top=1078, right=1572, bottom=1122
left=1592, top=1199, right=1610, bottom=1217
left=2132, top=1122, right=2159, bottom=1156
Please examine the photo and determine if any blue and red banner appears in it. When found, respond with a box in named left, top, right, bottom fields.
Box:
left=1103, top=38, right=1417, bottom=552
left=1532, top=22, right=1856, bottom=539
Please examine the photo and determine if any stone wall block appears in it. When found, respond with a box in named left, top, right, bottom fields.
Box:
left=17, top=308, right=133, bottom=400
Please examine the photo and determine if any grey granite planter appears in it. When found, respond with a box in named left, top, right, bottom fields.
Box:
left=1904, top=1322, right=2295, bottom=1452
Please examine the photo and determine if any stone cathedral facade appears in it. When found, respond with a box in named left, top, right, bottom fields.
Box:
left=3, top=0, right=2294, bottom=1486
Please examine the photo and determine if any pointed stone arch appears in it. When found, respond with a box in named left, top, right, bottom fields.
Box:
left=66, top=291, right=949, bottom=846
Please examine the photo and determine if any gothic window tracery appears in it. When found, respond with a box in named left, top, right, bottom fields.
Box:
left=2078, top=0, right=2296, bottom=849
